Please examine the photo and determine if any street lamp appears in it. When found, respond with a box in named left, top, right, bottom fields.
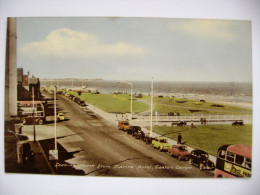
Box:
left=117, top=82, right=133, bottom=123
left=54, top=86, right=57, bottom=151
left=32, top=86, right=36, bottom=143
left=150, top=78, right=154, bottom=137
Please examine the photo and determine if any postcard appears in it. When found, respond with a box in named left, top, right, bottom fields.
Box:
left=4, top=17, right=252, bottom=178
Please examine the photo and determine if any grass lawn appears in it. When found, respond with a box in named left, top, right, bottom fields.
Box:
left=152, top=124, right=252, bottom=156
left=65, top=91, right=150, bottom=113
left=144, top=96, right=251, bottom=115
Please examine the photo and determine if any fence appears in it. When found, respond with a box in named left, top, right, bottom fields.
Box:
left=134, top=113, right=252, bottom=122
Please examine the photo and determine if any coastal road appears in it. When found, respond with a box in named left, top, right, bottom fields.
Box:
left=54, top=94, right=214, bottom=177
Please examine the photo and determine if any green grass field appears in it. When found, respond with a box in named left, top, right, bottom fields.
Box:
left=65, top=91, right=150, bottom=113
left=57, top=89, right=251, bottom=115
left=152, top=124, right=252, bottom=156
left=144, top=96, right=251, bottom=115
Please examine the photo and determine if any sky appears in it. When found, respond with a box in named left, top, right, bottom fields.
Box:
left=17, top=17, right=252, bottom=82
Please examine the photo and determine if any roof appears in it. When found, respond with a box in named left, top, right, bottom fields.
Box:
left=18, top=101, right=43, bottom=105
left=227, top=144, right=252, bottom=158
left=191, top=149, right=207, bottom=154
left=29, top=78, right=40, bottom=85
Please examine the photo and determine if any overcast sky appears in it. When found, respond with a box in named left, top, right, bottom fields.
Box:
left=17, top=17, right=252, bottom=82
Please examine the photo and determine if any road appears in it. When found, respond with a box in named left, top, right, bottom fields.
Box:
left=54, top=94, right=214, bottom=177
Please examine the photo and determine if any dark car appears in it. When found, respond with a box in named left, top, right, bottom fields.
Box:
left=79, top=100, right=87, bottom=106
left=172, top=121, right=186, bottom=126
left=127, top=126, right=141, bottom=135
left=23, top=116, right=45, bottom=125
left=189, top=150, right=215, bottom=170
left=232, top=121, right=244, bottom=126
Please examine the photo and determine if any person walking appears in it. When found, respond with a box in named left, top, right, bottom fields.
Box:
left=177, top=132, right=182, bottom=144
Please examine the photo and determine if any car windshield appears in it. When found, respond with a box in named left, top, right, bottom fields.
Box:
left=201, top=153, right=209, bottom=158
left=179, top=146, right=187, bottom=150
left=123, top=122, right=129, bottom=125
left=160, top=139, right=167, bottom=143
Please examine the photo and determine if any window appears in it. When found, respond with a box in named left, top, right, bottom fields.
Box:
left=226, top=151, right=235, bottom=162
left=218, top=150, right=226, bottom=159
left=235, top=155, right=244, bottom=165
left=245, top=158, right=251, bottom=169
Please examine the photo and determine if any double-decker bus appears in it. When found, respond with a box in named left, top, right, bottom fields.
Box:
left=215, top=144, right=251, bottom=178
left=18, top=101, right=45, bottom=117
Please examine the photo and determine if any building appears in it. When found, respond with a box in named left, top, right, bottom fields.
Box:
left=29, top=77, right=41, bottom=100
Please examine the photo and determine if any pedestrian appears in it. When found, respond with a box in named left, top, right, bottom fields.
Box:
left=19, top=125, right=23, bottom=134
left=177, top=132, right=182, bottom=144
left=191, top=123, right=195, bottom=128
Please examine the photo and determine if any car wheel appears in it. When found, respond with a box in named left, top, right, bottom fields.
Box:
left=159, top=147, right=163, bottom=152
left=189, top=159, right=193, bottom=165
left=153, top=145, right=156, bottom=149
left=177, top=156, right=182, bottom=161
left=38, top=119, right=43, bottom=125
left=199, top=163, right=204, bottom=170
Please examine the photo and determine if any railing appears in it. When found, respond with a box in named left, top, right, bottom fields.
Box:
left=134, top=113, right=252, bottom=121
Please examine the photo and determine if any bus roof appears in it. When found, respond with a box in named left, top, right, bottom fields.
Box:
left=18, top=101, right=43, bottom=104
left=227, top=144, right=252, bottom=158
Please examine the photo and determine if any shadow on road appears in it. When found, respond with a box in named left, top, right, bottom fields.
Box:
left=40, top=138, right=85, bottom=175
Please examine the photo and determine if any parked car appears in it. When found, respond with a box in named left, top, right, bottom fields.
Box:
left=23, top=116, right=45, bottom=125
left=79, top=100, right=87, bottom=106
left=57, top=113, right=65, bottom=121
left=189, top=149, right=215, bottom=170
left=172, top=121, right=186, bottom=126
left=232, top=121, right=244, bottom=126
left=152, top=137, right=171, bottom=152
left=118, top=121, right=130, bottom=131
left=127, top=126, right=141, bottom=135
left=168, top=144, right=190, bottom=160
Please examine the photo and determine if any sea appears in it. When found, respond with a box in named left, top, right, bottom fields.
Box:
left=43, top=80, right=252, bottom=103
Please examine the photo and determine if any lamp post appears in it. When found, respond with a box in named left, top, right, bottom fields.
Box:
left=117, top=82, right=133, bottom=122
left=150, top=78, right=154, bottom=137
left=54, top=86, right=57, bottom=151
left=32, top=86, right=36, bottom=143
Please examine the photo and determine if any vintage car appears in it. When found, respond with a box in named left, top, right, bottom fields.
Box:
left=168, top=144, right=190, bottom=160
left=79, top=100, right=87, bottom=106
left=57, top=113, right=65, bottom=121
left=23, top=116, right=45, bottom=125
left=232, top=121, right=244, bottom=126
left=189, top=149, right=215, bottom=170
left=127, top=126, right=141, bottom=135
left=152, top=137, right=171, bottom=152
left=134, top=130, right=145, bottom=140
left=172, top=121, right=187, bottom=126
left=118, top=121, right=131, bottom=131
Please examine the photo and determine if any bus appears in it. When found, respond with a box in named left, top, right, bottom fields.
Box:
left=18, top=101, right=45, bottom=117
left=215, top=144, right=251, bottom=178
